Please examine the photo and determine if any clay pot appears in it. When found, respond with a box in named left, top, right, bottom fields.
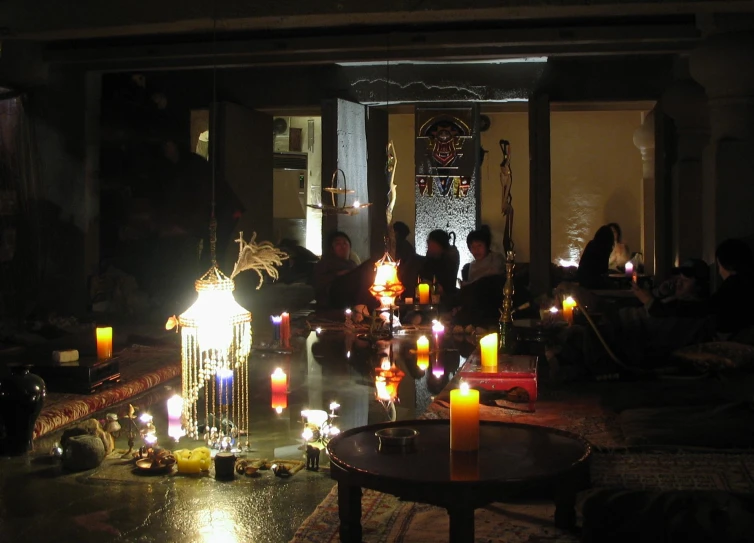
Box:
left=0, top=365, right=46, bottom=456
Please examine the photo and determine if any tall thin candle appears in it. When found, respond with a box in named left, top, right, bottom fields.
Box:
left=281, top=312, right=291, bottom=349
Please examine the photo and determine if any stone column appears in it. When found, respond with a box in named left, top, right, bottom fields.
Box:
left=633, top=108, right=655, bottom=275
left=690, top=30, right=754, bottom=264
left=662, top=77, right=709, bottom=264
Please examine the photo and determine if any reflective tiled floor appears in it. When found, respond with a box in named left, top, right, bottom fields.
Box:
left=0, top=321, right=469, bottom=543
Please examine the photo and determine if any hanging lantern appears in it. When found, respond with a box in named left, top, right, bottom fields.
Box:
left=178, top=265, right=251, bottom=447
left=307, top=169, right=372, bottom=215
left=369, top=252, right=405, bottom=310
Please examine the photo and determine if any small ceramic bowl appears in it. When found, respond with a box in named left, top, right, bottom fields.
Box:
left=375, top=427, right=418, bottom=453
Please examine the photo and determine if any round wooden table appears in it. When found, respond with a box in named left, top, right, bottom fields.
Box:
left=327, top=419, right=591, bottom=543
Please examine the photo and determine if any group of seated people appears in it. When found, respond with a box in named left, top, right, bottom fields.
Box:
left=577, top=222, right=634, bottom=289
left=569, top=223, right=754, bottom=371
left=311, top=223, right=517, bottom=324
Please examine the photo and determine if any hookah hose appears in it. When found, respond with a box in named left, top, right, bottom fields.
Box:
left=572, top=295, right=708, bottom=380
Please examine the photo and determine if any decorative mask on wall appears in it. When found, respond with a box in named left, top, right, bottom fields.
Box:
left=416, top=115, right=473, bottom=198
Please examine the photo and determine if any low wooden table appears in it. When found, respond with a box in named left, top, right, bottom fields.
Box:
left=327, top=419, right=591, bottom=543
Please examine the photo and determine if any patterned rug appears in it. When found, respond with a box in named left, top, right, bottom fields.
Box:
left=290, top=452, right=754, bottom=543
left=34, top=344, right=180, bottom=439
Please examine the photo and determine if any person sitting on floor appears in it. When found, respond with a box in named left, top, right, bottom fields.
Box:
left=454, top=226, right=506, bottom=325
left=577, top=225, right=615, bottom=289
left=313, top=231, right=376, bottom=311
left=419, top=229, right=459, bottom=303
left=632, top=239, right=754, bottom=340
left=607, top=222, right=631, bottom=270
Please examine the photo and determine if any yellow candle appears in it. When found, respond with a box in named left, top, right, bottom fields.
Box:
left=562, top=296, right=576, bottom=325
left=417, top=354, right=429, bottom=371
left=417, top=335, right=430, bottom=356
left=450, top=382, right=480, bottom=451
left=479, top=333, right=498, bottom=368
left=418, top=283, right=430, bottom=304
left=96, top=326, right=113, bottom=360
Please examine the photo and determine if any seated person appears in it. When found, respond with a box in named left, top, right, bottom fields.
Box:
left=454, top=226, right=506, bottom=325
left=393, top=221, right=419, bottom=287
left=464, top=225, right=505, bottom=284
left=577, top=225, right=615, bottom=289
left=313, top=231, right=376, bottom=311
left=277, top=238, right=319, bottom=284
left=608, top=222, right=631, bottom=270
left=652, top=259, right=710, bottom=301
left=632, top=239, right=754, bottom=341
left=418, top=229, right=459, bottom=302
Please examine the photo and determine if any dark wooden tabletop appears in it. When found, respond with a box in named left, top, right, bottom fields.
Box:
left=327, top=419, right=590, bottom=486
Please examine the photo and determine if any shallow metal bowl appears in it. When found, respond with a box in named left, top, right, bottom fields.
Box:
left=375, top=427, right=419, bottom=453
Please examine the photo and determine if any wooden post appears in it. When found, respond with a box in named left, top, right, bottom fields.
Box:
left=528, top=94, right=551, bottom=297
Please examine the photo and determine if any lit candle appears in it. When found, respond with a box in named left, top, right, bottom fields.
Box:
left=96, top=326, right=113, bottom=361
left=271, top=368, right=288, bottom=413
left=624, top=261, right=634, bottom=277
left=432, top=320, right=445, bottom=348
left=216, top=368, right=233, bottom=405
left=418, top=283, right=430, bottom=305
left=417, top=354, right=429, bottom=371
left=432, top=355, right=444, bottom=378
left=479, top=333, right=498, bottom=368
left=416, top=336, right=430, bottom=356
left=562, top=296, right=576, bottom=325
left=168, top=420, right=185, bottom=442
left=281, top=312, right=291, bottom=349
left=271, top=315, right=282, bottom=343
left=166, top=394, right=183, bottom=422
left=450, top=382, right=480, bottom=451
left=345, top=308, right=353, bottom=326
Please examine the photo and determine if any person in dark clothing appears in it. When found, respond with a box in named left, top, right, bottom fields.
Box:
left=577, top=225, right=615, bottom=289
left=313, top=231, right=376, bottom=310
left=419, top=229, right=459, bottom=301
left=632, top=239, right=754, bottom=338
left=393, top=221, right=415, bottom=264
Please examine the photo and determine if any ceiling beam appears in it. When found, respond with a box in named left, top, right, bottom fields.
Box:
left=44, top=22, right=700, bottom=69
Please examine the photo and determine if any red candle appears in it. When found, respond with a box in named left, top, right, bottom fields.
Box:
left=281, top=312, right=291, bottom=349
left=271, top=368, right=288, bottom=413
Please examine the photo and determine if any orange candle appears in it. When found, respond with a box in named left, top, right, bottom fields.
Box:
left=479, top=333, right=498, bottom=368
left=450, top=451, right=480, bottom=481
left=96, top=326, right=113, bottom=360
left=281, top=312, right=291, bottom=349
left=418, top=283, right=430, bottom=305
left=450, top=382, right=479, bottom=451
left=417, top=354, right=429, bottom=371
left=562, top=296, right=576, bottom=325
left=416, top=336, right=430, bottom=356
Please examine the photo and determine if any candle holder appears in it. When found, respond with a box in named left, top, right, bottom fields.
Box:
left=498, top=251, right=518, bottom=355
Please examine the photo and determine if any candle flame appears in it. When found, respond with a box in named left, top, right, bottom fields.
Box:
left=275, top=406, right=283, bottom=414
left=353, top=200, right=360, bottom=208
left=459, top=382, right=470, bottom=394
left=549, top=306, right=559, bottom=313
left=564, top=296, right=576, bottom=306
left=272, top=367, right=285, bottom=377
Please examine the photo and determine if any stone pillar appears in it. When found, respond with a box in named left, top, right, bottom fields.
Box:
left=633, top=109, right=655, bottom=275
left=662, top=77, right=709, bottom=264
left=690, top=30, right=754, bottom=264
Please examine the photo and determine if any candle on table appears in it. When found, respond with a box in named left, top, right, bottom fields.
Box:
left=479, top=333, right=498, bottom=368
left=271, top=367, right=288, bottom=413
left=281, top=312, right=291, bottom=349
left=166, top=394, right=183, bottom=422
left=432, top=320, right=445, bottom=348
left=271, top=315, right=282, bottom=343
left=562, top=296, right=576, bottom=325
left=418, top=283, right=430, bottom=305
left=168, top=420, right=185, bottom=442
left=432, top=354, right=444, bottom=378
left=624, top=261, right=634, bottom=277
left=345, top=308, right=352, bottom=326
left=450, top=382, right=480, bottom=451
left=416, top=336, right=430, bottom=356
left=96, top=326, right=113, bottom=361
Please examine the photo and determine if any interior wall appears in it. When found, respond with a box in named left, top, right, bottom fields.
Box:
left=479, top=112, right=531, bottom=263
left=550, top=110, right=644, bottom=266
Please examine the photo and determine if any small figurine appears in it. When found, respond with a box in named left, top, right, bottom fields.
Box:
left=306, top=445, right=321, bottom=471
